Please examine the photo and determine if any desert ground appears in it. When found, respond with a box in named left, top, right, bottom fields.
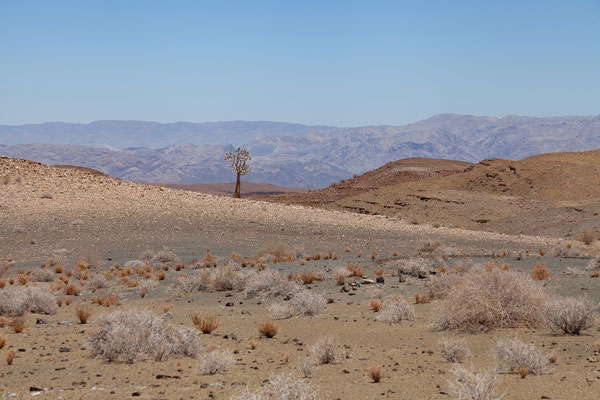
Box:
left=1, top=156, right=599, bottom=400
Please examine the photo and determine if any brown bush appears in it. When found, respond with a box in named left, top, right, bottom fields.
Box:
left=414, top=292, right=431, bottom=304
left=391, top=251, right=399, bottom=257
left=580, top=230, right=597, bottom=245
left=192, top=313, right=220, bottom=334
left=91, top=293, right=119, bottom=307
left=0, top=317, right=8, bottom=327
left=54, top=265, right=64, bottom=274
left=368, top=365, right=384, bottom=383
left=343, top=247, right=353, bottom=253
left=156, top=270, right=166, bottom=280
left=0, top=336, right=6, bottom=349
left=10, top=317, right=26, bottom=333
left=6, top=349, right=16, bottom=365
left=345, top=263, right=364, bottom=277
left=162, top=304, right=173, bottom=313
left=63, top=284, right=80, bottom=296
left=17, top=274, right=29, bottom=285
left=258, top=320, right=279, bottom=338
left=370, top=299, right=382, bottom=312
left=75, top=304, right=92, bottom=324
left=174, top=262, right=185, bottom=271
left=374, top=267, right=384, bottom=276
left=139, top=288, right=147, bottom=298
left=371, top=251, right=378, bottom=260
left=530, top=262, right=550, bottom=280
left=63, top=297, right=72, bottom=306
left=519, top=366, right=530, bottom=379
left=0, top=280, right=5, bottom=289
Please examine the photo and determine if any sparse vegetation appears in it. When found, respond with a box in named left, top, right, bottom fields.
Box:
left=367, top=365, right=384, bottom=382
left=449, top=365, right=499, bottom=400
left=376, top=297, right=414, bottom=324
left=439, top=339, right=471, bottom=363
left=88, top=308, right=200, bottom=362
left=308, top=336, right=347, bottom=365
left=434, top=266, right=548, bottom=332
left=232, top=373, right=317, bottom=400
left=545, top=296, right=597, bottom=335
left=269, top=290, right=327, bottom=319
left=493, top=338, right=549, bottom=375
left=6, top=349, right=16, bottom=365
left=198, top=349, right=234, bottom=375
left=370, top=298, right=383, bottom=312
left=0, top=286, right=57, bottom=316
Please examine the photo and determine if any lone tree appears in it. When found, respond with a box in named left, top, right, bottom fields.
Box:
left=224, top=147, right=251, bottom=198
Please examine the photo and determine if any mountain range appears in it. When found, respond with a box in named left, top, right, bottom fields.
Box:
left=1, top=114, right=599, bottom=188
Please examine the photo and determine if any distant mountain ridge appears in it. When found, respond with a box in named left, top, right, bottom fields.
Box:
left=1, top=114, right=599, bottom=188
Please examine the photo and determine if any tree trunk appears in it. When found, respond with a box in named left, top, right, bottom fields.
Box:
left=233, top=172, right=241, bottom=198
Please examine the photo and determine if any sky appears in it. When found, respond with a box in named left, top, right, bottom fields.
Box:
left=0, top=0, right=599, bottom=126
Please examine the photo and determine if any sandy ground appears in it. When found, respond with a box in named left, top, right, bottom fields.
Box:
left=1, top=157, right=600, bottom=399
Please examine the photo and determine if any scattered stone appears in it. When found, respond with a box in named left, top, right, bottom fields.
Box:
left=36, top=318, right=48, bottom=325
left=156, top=374, right=180, bottom=380
left=59, top=347, right=71, bottom=353
left=225, top=302, right=234, bottom=307
left=376, top=276, right=385, bottom=284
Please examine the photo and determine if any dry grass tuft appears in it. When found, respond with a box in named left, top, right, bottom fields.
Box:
left=309, top=336, right=347, bottom=365
left=6, top=349, right=16, bottom=365
left=518, top=366, right=530, bottom=379
left=374, top=267, right=384, bottom=276
left=291, top=270, right=323, bottom=285
left=62, top=284, right=80, bottom=296
left=192, top=313, right=220, bottom=334
left=414, top=292, right=431, bottom=304
left=10, top=317, right=26, bottom=333
left=370, top=298, right=383, bottom=312
left=580, top=230, right=597, bottom=245
left=258, top=320, right=279, bottom=338
left=75, top=304, right=92, bottom=324
left=0, top=336, right=6, bottom=349
left=367, top=365, right=384, bottom=382
left=345, top=263, right=364, bottom=277
left=530, top=262, right=550, bottom=280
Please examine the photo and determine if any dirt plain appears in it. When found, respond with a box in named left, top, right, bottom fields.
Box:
left=1, top=156, right=600, bottom=400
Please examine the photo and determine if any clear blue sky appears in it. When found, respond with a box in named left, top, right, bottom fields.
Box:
left=1, top=0, right=599, bottom=126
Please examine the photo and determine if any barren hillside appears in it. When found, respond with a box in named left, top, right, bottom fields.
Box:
left=326, top=150, right=600, bottom=239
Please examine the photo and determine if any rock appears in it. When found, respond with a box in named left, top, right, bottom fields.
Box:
left=417, top=273, right=427, bottom=279
left=327, top=298, right=334, bottom=304
left=225, top=302, right=234, bottom=307
left=58, top=347, right=71, bottom=353
left=36, top=318, right=48, bottom=324
left=376, top=276, right=385, bottom=284
left=156, top=374, right=180, bottom=379
left=341, top=285, right=350, bottom=293
left=132, top=392, right=141, bottom=396
left=398, top=274, right=405, bottom=283
left=360, top=279, right=376, bottom=284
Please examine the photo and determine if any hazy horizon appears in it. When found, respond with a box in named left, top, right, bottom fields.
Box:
left=1, top=1, right=599, bottom=126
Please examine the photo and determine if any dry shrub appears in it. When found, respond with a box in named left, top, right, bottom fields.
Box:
left=414, top=292, right=431, bottom=304
left=139, top=288, right=147, bottom=298
left=370, top=298, right=383, bottom=312
left=232, top=373, right=317, bottom=400
left=192, top=313, right=220, bottom=334
left=450, top=365, right=499, bottom=400
left=91, top=292, right=120, bottom=307
left=88, top=274, right=109, bottom=291
left=0, top=317, right=8, bottom=327
left=530, top=262, right=550, bottom=280
left=545, top=296, right=597, bottom=335
left=345, top=263, right=364, bottom=277
left=397, top=257, right=440, bottom=277
left=63, top=297, right=72, bottom=306
left=88, top=308, right=200, bottom=362
left=368, top=365, right=384, bottom=382
left=291, top=270, right=323, bottom=285
left=258, top=320, right=279, bottom=338
left=258, top=243, right=296, bottom=263
left=0, top=286, right=57, bottom=316
left=548, top=350, right=558, bottom=364
left=391, top=251, right=399, bottom=257
left=156, top=270, right=166, bottom=280
left=309, top=336, right=347, bottom=365
left=62, top=284, right=80, bottom=296
left=417, top=241, right=446, bottom=256
left=30, top=268, right=54, bottom=282
left=269, top=290, right=327, bottom=319
left=243, top=269, right=298, bottom=299
left=493, top=338, right=549, bottom=375
left=174, top=262, right=185, bottom=271
left=374, top=267, right=384, bottom=276
left=334, top=268, right=350, bottom=286
left=371, top=251, right=378, bottom=260
left=580, top=230, right=597, bottom=245
left=212, top=262, right=249, bottom=291
left=10, top=317, right=26, bottom=333
left=0, top=280, right=5, bottom=289
left=75, top=304, right=92, bottom=324
left=163, top=304, right=173, bottom=313
left=17, top=274, right=29, bottom=285
left=434, top=266, right=548, bottom=332
left=376, top=296, right=414, bottom=324
left=8, top=278, right=14, bottom=285
left=439, top=339, right=470, bottom=363
left=343, top=247, right=353, bottom=253
left=230, top=252, right=242, bottom=259
left=0, top=336, right=5, bottom=349
left=172, top=271, right=212, bottom=295
left=198, top=349, right=234, bottom=375
left=6, top=349, right=16, bottom=365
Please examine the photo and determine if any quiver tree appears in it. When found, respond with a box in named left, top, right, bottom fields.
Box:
left=224, top=147, right=251, bottom=198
